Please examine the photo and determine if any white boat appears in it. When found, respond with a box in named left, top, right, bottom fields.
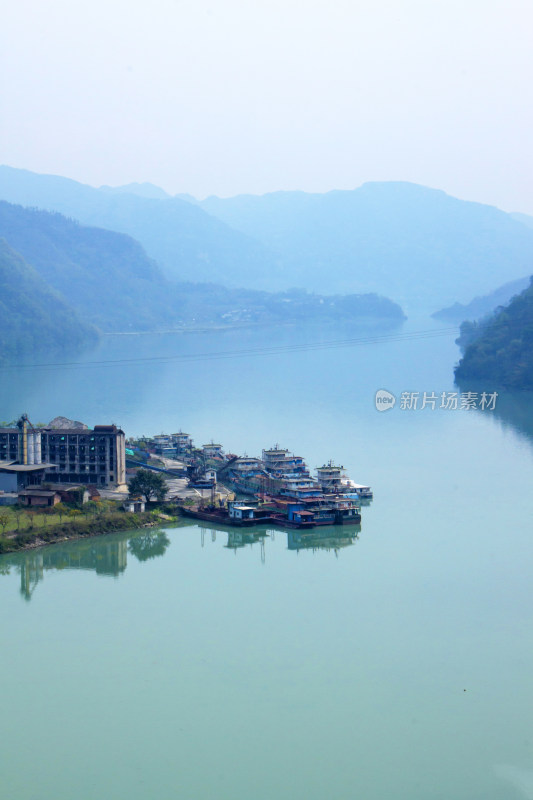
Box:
left=342, top=480, right=373, bottom=499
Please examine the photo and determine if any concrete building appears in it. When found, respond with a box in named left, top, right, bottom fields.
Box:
left=123, top=499, right=146, bottom=513
left=202, top=442, right=224, bottom=458
left=0, top=420, right=126, bottom=487
left=172, top=432, right=193, bottom=454
left=40, top=424, right=126, bottom=486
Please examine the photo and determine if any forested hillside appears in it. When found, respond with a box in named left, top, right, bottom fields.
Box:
left=0, top=202, right=405, bottom=345
left=455, top=278, right=533, bottom=388
left=0, top=240, right=98, bottom=362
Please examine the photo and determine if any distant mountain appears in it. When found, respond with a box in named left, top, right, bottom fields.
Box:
left=99, top=182, right=171, bottom=200
left=0, top=201, right=181, bottom=332
left=0, top=165, right=283, bottom=288
left=0, top=201, right=404, bottom=336
left=200, top=183, right=533, bottom=311
left=4, top=167, right=533, bottom=313
left=510, top=212, right=533, bottom=230
left=0, top=239, right=98, bottom=362
left=432, top=276, right=531, bottom=323
left=455, top=278, right=533, bottom=389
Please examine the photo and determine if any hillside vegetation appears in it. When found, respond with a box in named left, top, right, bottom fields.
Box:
left=455, top=278, right=533, bottom=388
left=0, top=202, right=404, bottom=349
left=0, top=201, right=181, bottom=332
left=0, top=239, right=98, bottom=362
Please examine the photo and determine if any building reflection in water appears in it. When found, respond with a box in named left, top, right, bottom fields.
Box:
left=1, top=521, right=360, bottom=599
left=17, top=538, right=128, bottom=600
left=5, top=529, right=170, bottom=601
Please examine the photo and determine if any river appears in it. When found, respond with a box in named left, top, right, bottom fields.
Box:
left=1, top=318, right=532, bottom=799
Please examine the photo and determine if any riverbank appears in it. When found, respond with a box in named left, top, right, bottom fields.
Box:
left=0, top=510, right=179, bottom=554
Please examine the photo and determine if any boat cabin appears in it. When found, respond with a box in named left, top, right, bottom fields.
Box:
left=228, top=501, right=257, bottom=521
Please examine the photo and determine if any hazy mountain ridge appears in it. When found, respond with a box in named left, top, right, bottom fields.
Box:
left=200, top=183, right=533, bottom=310
left=455, top=278, right=533, bottom=388
left=0, top=239, right=98, bottom=362
left=510, top=212, right=533, bottom=230
left=99, top=182, right=172, bottom=200
left=432, top=276, right=531, bottom=323
left=3, top=167, right=533, bottom=313
left=0, top=201, right=404, bottom=339
left=0, top=165, right=283, bottom=288
left=0, top=201, right=180, bottom=332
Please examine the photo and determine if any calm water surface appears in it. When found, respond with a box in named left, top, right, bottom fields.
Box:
left=1, top=320, right=533, bottom=799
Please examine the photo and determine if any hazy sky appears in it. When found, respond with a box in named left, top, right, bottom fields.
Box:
left=2, top=0, right=532, bottom=211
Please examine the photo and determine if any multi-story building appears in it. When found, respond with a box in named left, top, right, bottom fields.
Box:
left=0, top=421, right=126, bottom=487
left=202, top=442, right=224, bottom=458
left=41, top=424, right=126, bottom=486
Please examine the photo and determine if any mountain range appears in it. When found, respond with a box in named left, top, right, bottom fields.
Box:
left=0, top=166, right=282, bottom=289
left=2, top=166, right=533, bottom=312
left=0, top=200, right=404, bottom=361
left=200, top=184, right=533, bottom=311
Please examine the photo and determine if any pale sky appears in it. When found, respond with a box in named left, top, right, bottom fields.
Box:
left=1, top=0, right=532, bottom=212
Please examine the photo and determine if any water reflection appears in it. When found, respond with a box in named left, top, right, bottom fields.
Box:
left=488, top=390, right=533, bottom=448
left=2, top=529, right=169, bottom=600
left=287, top=526, right=360, bottom=553
left=1, top=521, right=361, bottom=599
left=14, top=537, right=129, bottom=600
left=198, top=522, right=361, bottom=559
left=456, top=382, right=533, bottom=451
left=128, top=531, right=171, bottom=562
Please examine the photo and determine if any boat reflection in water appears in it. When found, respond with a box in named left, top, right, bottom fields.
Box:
left=287, top=525, right=360, bottom=553
left=199, top=520, right=361, bottom=561
left=1, top=519, right=361, bottom=599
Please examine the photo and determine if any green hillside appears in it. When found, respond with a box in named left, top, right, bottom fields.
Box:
left=0, top=201, right=180, bottom=332
left=0, top=239, right=98, bottom=362
left=0, top=201, right=404, bottom=338
left=455, top=278, right=533, bottom=388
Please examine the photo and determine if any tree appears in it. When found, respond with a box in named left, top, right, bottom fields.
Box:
left=13, top=507, right=24, bottom=530
left=128, top=531, right=170, bottom=562
left=53, top=503, right=68, bottom=523
left=40, top=508, right=52, bottom=526
left=128, top=469, right=168, bottom=503
left=0, top=511, right=10, bottom=535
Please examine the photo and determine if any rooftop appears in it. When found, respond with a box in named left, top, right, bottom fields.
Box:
left=18, top=489, right=59, bottom=498
left=0, top=462, right=55, bottom=472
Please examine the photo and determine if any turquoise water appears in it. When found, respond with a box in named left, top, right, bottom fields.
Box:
left=1, top=320, right=533, bottom=799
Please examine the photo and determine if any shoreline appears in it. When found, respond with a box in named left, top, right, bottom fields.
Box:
left=0, top=510, right=178, bottom=555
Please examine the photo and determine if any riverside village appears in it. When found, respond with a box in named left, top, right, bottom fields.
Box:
left=0, top=414, right=373, bottom=553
